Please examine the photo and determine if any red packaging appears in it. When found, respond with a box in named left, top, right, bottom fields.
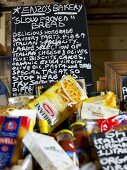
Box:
left=97, top=113, right=127, bottom=132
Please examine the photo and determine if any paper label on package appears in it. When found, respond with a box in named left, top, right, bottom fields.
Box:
left=81, top=102, right=119, bottom=119
left=23, top=132, right=78, bottom=170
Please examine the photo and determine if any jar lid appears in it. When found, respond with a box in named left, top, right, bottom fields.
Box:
left=56, top=129, right=74, bottom=138
left=70, top=121, right=86, bottom=128
left=39, top=120, right=49, bottom=134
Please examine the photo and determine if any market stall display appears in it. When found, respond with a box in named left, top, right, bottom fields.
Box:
left=0, top=74, right=125, bottom=170
left=0, top=3, right=127, bottom=170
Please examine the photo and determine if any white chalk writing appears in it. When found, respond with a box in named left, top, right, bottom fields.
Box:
left=93, top=131, right=127, bottom=170
left=11, top=4, right=92, bottom=96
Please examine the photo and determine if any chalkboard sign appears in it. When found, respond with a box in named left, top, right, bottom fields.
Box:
left=91, top=131, right=127, bottom=170
left=120, top=76, right=127, bottom=111
left=11, top=4, right=92, bottom=96
left=121, top=76, right=127, bottom=101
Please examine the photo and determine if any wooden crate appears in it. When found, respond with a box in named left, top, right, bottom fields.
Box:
left=96, top=77, right=106, bottom=92
left=0, top=43, right=7, bottom=56
left=105, top=61, right=127, bottom=99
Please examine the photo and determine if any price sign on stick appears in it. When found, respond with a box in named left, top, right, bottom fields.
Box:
left=91, top=131, right=127, bottom=170
left=11, top=4, right=92, bottom=96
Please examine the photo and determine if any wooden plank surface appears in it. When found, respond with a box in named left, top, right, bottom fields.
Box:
left=105, top=61, right=127, bottom=98
left=90, top=37, right=127, bottom=50
left=0, top=43, right=7, bottom=56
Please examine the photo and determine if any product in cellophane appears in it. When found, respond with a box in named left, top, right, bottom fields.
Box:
left=98, top=113, right=127, bottom=132
left=8, top=95, right=34, bottom=109
left=81, top=92, right=119, bottom=120
left=27, top=75, right=87, bottom=133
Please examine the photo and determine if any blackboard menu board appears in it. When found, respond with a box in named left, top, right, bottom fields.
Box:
left=11, top=4, right=92, bottom=96
left=121, top=76, right=127, bottom=101
left=92, top=131, right=127, bottom=170
left=120, top=76, right=127, bottom=111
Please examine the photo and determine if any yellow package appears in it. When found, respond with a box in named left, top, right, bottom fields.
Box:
left=27, top=75, right=87, bottom=133
left=103, top=91, right=117, bottom=108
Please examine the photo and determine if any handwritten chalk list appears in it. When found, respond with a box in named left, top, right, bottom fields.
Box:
left=11, top=4, right=92, bottom=96
left=121, top=76, right=127, bottom=100
left=91, top=131, right=127, bottom=170
left=119, top=76, right=127, bottom=111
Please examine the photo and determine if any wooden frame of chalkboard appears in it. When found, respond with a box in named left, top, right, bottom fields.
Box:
left=11, top=4, right=93, bottom=96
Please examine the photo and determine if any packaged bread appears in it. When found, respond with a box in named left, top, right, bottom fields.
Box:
left=27, top=75, right=87, bottom=133
left=0, top=116, right=30, bottom=169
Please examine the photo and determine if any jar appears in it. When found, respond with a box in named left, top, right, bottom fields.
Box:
left=85, top=120, right=100, bottom=162
left=85, top=120, right=100, bottom=146
left=69, top=111, right=80, bottom=125
left=70, top=121, right=90, bottom=167
left=56, top=129, right=79, bottom=166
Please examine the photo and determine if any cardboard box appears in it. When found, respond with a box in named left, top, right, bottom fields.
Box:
left=105, top=61, right=127, bottom=99
left=23, top=132, right=79, bottom=170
